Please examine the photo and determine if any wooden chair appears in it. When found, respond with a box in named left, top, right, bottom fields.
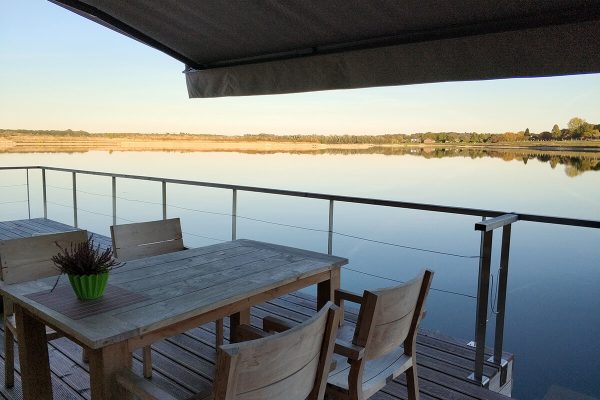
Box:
left=110, top=218, right=224, bottom=378
left=116, top=301, right=340, bottom=400
left=0, top=230, right=89, bottom=388
left=110, top=218, right=185, bottom=261
left=264, top=269, right=434, bottom=400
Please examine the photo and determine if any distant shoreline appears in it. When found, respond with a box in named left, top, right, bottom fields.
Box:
left=1, top=134, right=599, bottom=154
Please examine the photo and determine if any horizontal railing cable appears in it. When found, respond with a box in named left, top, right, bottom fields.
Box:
left=0, top=184, right=27, bottom=188
left=47, top=200, right=130, bottom=221
left=48, top=196, right=475, bottom=298
left=0, top=200, right=27, bottom=205
left=4, top=165, right=600, bottom=228
left=335, top=232, right=479, bottom=259
left=48, top=185, right=231, bottom=215
left=234, top=214, right=479, bottom=258
left=44, top=185, right=480, bottom=259
left=43, top=196, right=478, bottom=298
left=343, top=267, right=477, bottom=299
left=181, top=231, right=227, bottom=243
left=46, top=200, right=226, bottom=243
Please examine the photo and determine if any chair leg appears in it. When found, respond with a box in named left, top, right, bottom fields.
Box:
left=142, top=345, right=152, bottom=379
left=215, top=319, right=224, bottom=347
left=82, top=347, right=89, bottom=363
left=406, top=364, right=420, bottom=400
left=4, top=327, right=14, bottom=388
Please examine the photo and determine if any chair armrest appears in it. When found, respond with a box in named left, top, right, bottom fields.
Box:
left=334, top=339, right=365, bottom=361
left=334, top=289, right=364, bottom=307
left=116, top=369, right=179, bottom=400
left=263, top=316, right=294, bottom=333
left=236, top=324, right=270, bottom=341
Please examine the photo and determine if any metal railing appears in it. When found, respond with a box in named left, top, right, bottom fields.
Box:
left=469, top=213, right=518, bottom=386
left=1, top=165, right=599, bottom=386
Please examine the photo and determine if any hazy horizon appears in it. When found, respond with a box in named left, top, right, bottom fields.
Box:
left=2, top=2, right=600, bottom=136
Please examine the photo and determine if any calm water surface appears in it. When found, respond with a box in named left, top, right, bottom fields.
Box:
left=1, top=150, right=599, bottom=399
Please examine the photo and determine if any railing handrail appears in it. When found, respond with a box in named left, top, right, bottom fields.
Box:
left=2, top=166, right=599, bottom=229
left=475, top=214, right=518, bottom=231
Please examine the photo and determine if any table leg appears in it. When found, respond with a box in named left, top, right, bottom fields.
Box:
left=230, top=309, right=251, bottom=343
left=14, top=305, right=53, bottom=400
left=88, top=342, right=131, bottom=400
left=317, top=268, right=340, bottom=310
left=215, top=318, right=224, bottom=347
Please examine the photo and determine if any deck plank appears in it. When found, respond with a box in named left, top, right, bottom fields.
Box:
left=0, top=218, right=513, bottom=400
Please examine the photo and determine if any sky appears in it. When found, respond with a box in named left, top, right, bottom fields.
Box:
left=1, top=1, right=600, bottom=136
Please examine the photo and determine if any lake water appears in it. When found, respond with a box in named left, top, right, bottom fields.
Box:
left=1, top=149, right=599, bottom=399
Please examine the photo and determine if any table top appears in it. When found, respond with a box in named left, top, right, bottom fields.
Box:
left=0, top=239, right=347, bottom=349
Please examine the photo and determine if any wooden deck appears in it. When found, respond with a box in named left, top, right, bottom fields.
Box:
left=0, top=218, right=514, bottom=400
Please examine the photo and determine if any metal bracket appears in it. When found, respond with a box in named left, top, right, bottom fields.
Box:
left=488, top=356, right=510, bottom=386
left=488, top=356, right=508, bottom=367
left=467, top=372, right=490, bottom=387
left=466, top=341, right=490, bottom=387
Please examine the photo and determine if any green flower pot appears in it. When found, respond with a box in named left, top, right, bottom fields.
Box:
left=68, top=272, right=109, bottom=300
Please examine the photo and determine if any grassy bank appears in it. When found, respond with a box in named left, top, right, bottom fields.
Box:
left=1, top=130, right=600, bottom=153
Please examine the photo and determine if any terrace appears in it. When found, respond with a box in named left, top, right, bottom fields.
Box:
left=1, top=165, right=599, bottom=399
left=0, top=217, right=511, bottom=400
left=3, top=2, right=600, bottom=398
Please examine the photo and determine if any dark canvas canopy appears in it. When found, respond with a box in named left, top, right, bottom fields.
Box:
left=51, top=0, right=600, bottom=97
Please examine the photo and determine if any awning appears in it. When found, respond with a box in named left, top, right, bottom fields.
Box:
left=50, top=1, right=600, bottom=98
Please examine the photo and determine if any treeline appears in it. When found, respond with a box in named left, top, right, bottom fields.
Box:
left=533, top=117, right=600, bottom=141
left=2, top=116, right=599, bottom=144
left=1, top=128, right=91, bottom=136
left=400, top=117, right=600, bottom=143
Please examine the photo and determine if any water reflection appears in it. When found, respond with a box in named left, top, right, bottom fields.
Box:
left=3, top=145, right=599, bottom=176
left=297, top=147, right=600, bottom=176
left=1, top=150, right=600, bottom=399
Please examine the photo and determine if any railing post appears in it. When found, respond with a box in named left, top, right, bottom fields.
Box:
left=469, top=213, right=518, bottom=386
left=72, top=172, right=78, bottom=228
left=112, top=176, right=117, bottom=226
left=470, top=229, right=493, bottom=386
left=328, top=200, right=334, bottom=255
left=493, top=224, right=512, bottom=369
left=231, top=189, right=237, bottom=240
left=26, top=168, right=31, bottom=219
left=162, top=181, right=167, bottom=220
left=42, top=168, right=47, bottom=218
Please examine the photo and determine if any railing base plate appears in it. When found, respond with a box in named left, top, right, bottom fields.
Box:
left=488, top=356, right=510, bottom=386
left=487, top=356, right=508, bottom=367
left=467, top=372, right=490, bottom=387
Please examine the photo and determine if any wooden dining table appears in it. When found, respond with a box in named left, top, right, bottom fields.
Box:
left=0, top=239, right=347, bottom=400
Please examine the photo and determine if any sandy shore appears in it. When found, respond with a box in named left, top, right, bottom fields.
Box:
left=1, top=135, right=599, bottom=154
left=0, top=136, right=377, bottom=152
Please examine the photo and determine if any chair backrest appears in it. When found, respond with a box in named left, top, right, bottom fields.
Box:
left=110, top=218, right=184, bottom=261
left=354, top=269, right=433, bottom=361
left=0, top=230, right=89, bottom=284
left=213, top=302, right=340, bottom=400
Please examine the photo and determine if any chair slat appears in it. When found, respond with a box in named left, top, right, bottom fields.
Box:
left=329, top=347, right=411, bottom=396
left=227, top=309, right=327, bottom=397
left=111, top=218, right=184, bottom=261
left=215, top=302, right=339, bottom=400
left=0, top=230, right=88, bottom=284
left=118, top=304, right=340, bottom=400
left=327, top=269, right=434, bottom=400
left=111, top=218, right=186, bottom=379
left=0, top=230, right=87, bottom=389
left=361, top=271, right=426, bottom=361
